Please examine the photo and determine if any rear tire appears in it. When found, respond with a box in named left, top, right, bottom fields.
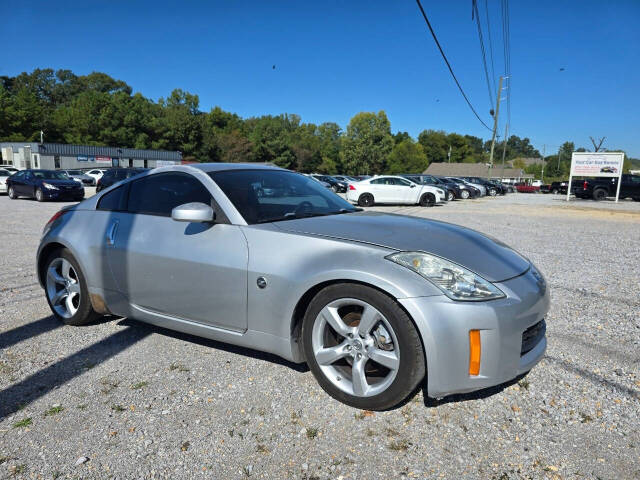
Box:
left=419, top=193, right=435, bottom=207
left=593, top=189, right=607, bottom=201
left=358, top=193, right=374, bottom=207
left=302, top=283, right=425, bottom=410
left=447, top=191, right=454, bottom=201
left=552, top=188, right=559, bottom=195
left=43, top=248, right=101, bottom=326
left=488, top=188, right=497, bottom=197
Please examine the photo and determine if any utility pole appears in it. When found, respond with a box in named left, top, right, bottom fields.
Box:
left=541, top=144, right=545, bottom=183
left=488, top=75, right=504, bottom=179
left=499, top=121, right=509, bottom=181
left=447, top=145, right=452, bottom=163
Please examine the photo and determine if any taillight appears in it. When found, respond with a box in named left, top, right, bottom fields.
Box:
left=583, top=181, right=588, bottom=190
left=45, top=209, right=70, bottom=229
left=349, top=184, right=356, bottom=190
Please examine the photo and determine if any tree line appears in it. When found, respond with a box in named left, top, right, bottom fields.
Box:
left=0, top=69, right=634, bottom=177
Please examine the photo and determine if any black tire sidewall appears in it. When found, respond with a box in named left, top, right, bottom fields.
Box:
left=44, top=248, right=99, bottom=326
left=302, top=283, right=426, bottom=410
left=358, top=194, right=373, bottom=207
left=420, top=193, right=434, bottom=207
left=36, top=188, right=44, bottom=202
left=461, top=190, right=469, bottom=199
left=8, top=187, right=15, bottom=199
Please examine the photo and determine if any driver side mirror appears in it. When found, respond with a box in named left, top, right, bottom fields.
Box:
left=171, top=202, right=215, bottom=223
left=410, top=183, right=416, bottom=188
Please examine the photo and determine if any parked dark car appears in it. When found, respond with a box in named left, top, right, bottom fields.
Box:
left=96, top=168, right=149, bottom=192
left=7, top=169, right=84, bottom=202
left=544, top=181, right=569, bottom=195
left=572, top=174, right=640, bottom=201
left=311, top=174, right=346, bottom=193
left=401, top=174, right=458, bottom=201
left=63, top=169, right=95, bottom=186
left=463, top=177, right=507, bottom=196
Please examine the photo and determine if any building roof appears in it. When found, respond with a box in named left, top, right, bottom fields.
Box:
left=509, top=157, right=544, bottom=167
left=0, top=142, right=181, bottom=161
left=424, top=162, right=533, bottom=179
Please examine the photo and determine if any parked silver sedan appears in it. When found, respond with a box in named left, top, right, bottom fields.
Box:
left=37, top=164, right=549, bottom=410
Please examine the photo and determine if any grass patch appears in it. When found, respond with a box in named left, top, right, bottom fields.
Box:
left=44, top=406, right=64, bottom=416
left=180, top=441, right=190, bottom=451
left=518, top=378, right=530, bottom=390
left=130, top=381, right=149, bottom=390
left=305, top=427, right=319, bottom=439
left=111, top=404, right=126, bottom=413
left=388, top=439, right=410, bottom=451
left=169, top=362, right=189, bottom=372
left=12, top=418, right=32, bottom=428
left=76, top=404, right=88, bottom=410
left=256, top=444, right=270, bottom=453
left=0, top=456, right=12, bottom=465
left=100, top=377, right=120, bottom=394
left=580, top=412, right=593, bottom=423
left=9, top=464, right=26, bottom=475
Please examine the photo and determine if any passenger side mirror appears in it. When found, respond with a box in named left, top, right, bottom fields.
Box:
left=171, top=202, right=215, bottom=223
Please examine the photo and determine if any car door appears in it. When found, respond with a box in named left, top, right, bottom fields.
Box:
left=103, top=171, right=249, bottom=332
left=393, top=177, right=418, bottom=203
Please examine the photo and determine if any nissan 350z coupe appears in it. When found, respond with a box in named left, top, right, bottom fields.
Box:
left=37, top=164, right=549, bottom=410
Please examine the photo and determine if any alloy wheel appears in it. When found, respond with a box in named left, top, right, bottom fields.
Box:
left=311, top=298, right=400, bottom=397
left=461, top=189, right=469, bottom=199
left=45, top=257, right=81, bottom=319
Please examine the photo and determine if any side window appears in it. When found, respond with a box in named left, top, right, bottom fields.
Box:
left=127, top=172, right=212, bottom=217
left=395, top=178, right=411, bottom=186
left=370, top=178, right=384, bottom=185
left=97, top=185, right=127, bottom=212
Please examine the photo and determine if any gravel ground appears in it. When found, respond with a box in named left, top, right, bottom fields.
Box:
left=1, top=192, right=639, bottom=480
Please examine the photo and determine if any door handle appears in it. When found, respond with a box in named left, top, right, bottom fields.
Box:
left=106, top=221, right=119, bottom=246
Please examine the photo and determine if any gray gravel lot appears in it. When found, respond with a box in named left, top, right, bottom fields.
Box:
left=1, top=192, right=639, bottom=479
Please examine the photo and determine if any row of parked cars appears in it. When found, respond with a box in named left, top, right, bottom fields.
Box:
left=0, top=166, right=149, bottom=201
left=306, top=173, right=511, bottom=207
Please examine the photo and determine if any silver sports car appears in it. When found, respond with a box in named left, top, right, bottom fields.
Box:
left=37, top=163, right=549, bottom=410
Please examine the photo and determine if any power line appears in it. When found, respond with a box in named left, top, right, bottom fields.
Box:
left=415, top=0, right=492, bottom=131
left=483, top=0, right=497, bottom=95
left=472, top=0, right=494, bottom=109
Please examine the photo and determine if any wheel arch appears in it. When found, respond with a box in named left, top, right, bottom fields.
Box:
left=37, top=241, right=68, bottom=287
left=289, top=279, right=428, bottom=373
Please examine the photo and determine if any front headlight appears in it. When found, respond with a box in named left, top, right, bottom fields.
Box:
left=42, top=182, right=59, bottom=190
left=386, top=252, right=505, bottom=301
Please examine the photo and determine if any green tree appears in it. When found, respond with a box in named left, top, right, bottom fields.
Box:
left=341, top=111, right=393, bottom=175
left=417, top=130, right=448, bottom=163
left=386, top=139, right=428, bottom=174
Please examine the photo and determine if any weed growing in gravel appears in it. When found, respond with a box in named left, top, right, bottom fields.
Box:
left=0, top=361, right=13, bottom=374
left=51, top=471, right=62, bottom=480
left=169, top=362, right=189, bottom=372
left=130, top=381, right=149, bottom=390
left=111, top=404, right=126, bottom=413
left=12, top=418, right=32, bottom=428
left=290, top=410, right=302, bottom=424
left=518, top=378, right=530, bottom=390
left=8, top=464, right=26, bottom=475
left=256, top=444, right=269, bottom=453
left=181, top=441, right=190, bottom=451
left=306, top=427, right=319, bottom=439
left=44, top=406, right=64, bottom=416
left=100, top=378, right=120, bottom=394
left=76, top=404, right=88, bottom=410
left=388, top=439, right=410, bottom=451
left=580, top=412, right=593, bottom=423
left=0, top=456, right=11, bottom=465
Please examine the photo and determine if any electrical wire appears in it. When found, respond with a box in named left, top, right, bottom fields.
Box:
left=472, top=0, right=494, bottom=109
left=484, top=0, right=497, bottom=96
left=415, top=0, right=492, bottom=131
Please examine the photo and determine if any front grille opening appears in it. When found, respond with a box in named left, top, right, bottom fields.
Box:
left=521, top=319, right=546, bottom=356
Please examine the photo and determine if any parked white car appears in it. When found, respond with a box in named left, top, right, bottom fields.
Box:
left=346, top=175, right=445, bottom=207
left=0, top=168, right=12, bottom=193
left=86, top=168, right=107, bottom=184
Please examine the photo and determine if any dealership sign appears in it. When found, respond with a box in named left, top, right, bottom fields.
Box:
left=567, top=152, right=624, bottom=202
left=77, top=155, right=96, bottom=162
left=96, top=156, right=111, bottom=164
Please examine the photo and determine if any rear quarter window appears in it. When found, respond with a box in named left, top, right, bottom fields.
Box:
left=97, top=185, right=128, bottom=211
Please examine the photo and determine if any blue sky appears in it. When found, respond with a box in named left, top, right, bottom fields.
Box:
left=2, top=1, right=639, bottom=157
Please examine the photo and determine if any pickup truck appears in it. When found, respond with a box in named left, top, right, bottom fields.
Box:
left=572, top=174, right=640, bottom=201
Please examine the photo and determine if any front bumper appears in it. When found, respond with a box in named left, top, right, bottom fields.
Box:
left=43, top=187, right=84, bottom=200
left=400, top=266, right=549, bottom=398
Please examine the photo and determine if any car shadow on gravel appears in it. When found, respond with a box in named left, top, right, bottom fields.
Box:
left=420, top=373, right=527, bottom=407
left=0, top=323, right=153, bottom=420
left=117, top=318, right=309, bottom=373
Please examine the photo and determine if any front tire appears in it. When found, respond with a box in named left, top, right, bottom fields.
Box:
left=488, top=188, right=497, bottom=197
left=419, top=193, right=435, bottom=207
left=302, top=283, right=425, bottom=410
left=460, top=189, right=469, bottom=199
left=358, top=193, right=374, bottom=207
left=35, top=188, right=45, bottom=202
left=43, top=248, right=100, bottom=326
left=8, top=186, right=16, bottom=199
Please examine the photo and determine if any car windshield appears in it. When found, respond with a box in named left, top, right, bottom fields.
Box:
left=32, top=170, right=69, bottom=180
left=210, top=169, right=359, bottom=224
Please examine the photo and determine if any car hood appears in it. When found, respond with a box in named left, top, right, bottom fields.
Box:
left=273, top=211, right=530, bottom=282
left=39, top=178, right=81, bottom=187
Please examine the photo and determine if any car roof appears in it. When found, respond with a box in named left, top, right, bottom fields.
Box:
left=188, top=163, right=285, bottom=173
